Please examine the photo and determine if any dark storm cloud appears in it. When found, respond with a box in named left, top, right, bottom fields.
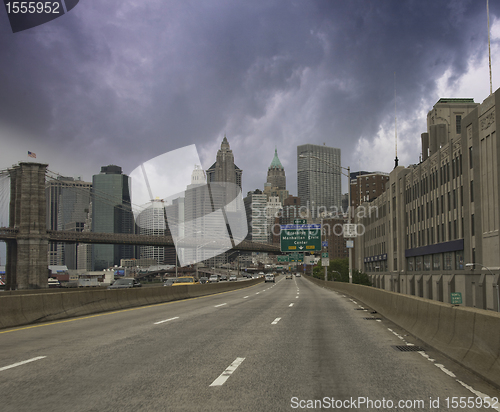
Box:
left=0, top=0, right=497, bottom=195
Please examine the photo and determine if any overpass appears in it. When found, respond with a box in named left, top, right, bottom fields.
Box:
left=0, top=162, right=280, bottom=290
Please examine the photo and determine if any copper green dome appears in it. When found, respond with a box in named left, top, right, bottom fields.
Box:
left=269, top=147, right=283, bottom=170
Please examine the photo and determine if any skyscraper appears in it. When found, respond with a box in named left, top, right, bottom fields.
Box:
left=137, top=199, right=166, bottom=264
left=264, top=147, right=288, bottom=203
left=206, top=136, right=242, bottom=188
left=91, top=165, right=134, bottom=271
left=45, top=176, right=92, bottom=268
left=297, top=144, right=342, bottom=215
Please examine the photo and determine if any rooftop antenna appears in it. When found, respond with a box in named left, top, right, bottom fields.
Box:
left=394, top=72, right=399, bottom=168
left=487, top=0, right=493, bottom=95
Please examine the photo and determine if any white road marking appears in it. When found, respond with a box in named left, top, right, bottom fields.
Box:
left=209, top=357, right=245, bottom=387
left=271, top=317, right=281, bottom=325
left=154, top=316, right=180, bottom=325
left=243, top=296, right=249, bottom=299
left=289, top=303, right=294, bottom=307
left=435, top=363, right=456, bottom=378
left=0, top=356, right=46, bottom=372
left=456, top=380, right=500, bottom=412
left=296, top=296, right=299, bottom=299
left=256, top=292, right=260, bottom=294
left=214, top=303, right=227, bottom=307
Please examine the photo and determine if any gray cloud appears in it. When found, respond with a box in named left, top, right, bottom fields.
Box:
left=0, top=0, right=497, bottom=196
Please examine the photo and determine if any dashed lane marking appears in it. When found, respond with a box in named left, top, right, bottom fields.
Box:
left=0, top=356, right=46, bottom=372
left=154, top=316, right=180, bottom=325
left=209, top=357, right=245, bottom=387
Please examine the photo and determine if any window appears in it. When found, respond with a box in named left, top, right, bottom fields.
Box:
left=471, top=214, right=475, bottom=236
left=455, top=250, right=464, bottom=270
left=407, top=257, right=414, bottom=271
left=469, top=146, right=473, bottom=169
left=433, top=254, right=441, bottom=270
left=416, top=256, right=422, bottom=271
left=424, top=255, right=431, bottom=271
left=470, top=180, right=474, bottom=202
left=456, top=115, right=462, bottom=134
left=444, top=252, right=453, bottom=270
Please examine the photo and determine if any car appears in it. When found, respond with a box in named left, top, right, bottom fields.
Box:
left=220, top=275, right=227, bottom=281
left=265, top=274, right=275, bottom=283
left=172, top=276, right=197, bottom=286
left=108, top=278, right=142, bottom=289
left=209, top=274, right=219, bottom=283
left=229, top=275, right=237, bottom=281
left=295, top=273, right=301, bottom=277
left=258, top=272, right=265, bottom=277
left=199, top=277, right=209, bottom=284
left=286, top=274, right=293, bottom=280
left=163, top=278, right=178, bottom=286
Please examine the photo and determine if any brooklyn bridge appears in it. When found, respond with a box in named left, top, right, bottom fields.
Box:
left=0, top=162, right=280, bottom=290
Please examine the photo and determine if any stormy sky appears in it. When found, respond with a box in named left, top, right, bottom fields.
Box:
left=0, top=0, right=499, bottom=199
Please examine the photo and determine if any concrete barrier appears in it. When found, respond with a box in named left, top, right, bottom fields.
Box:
left=0, top=278, right=263, bottom=331
left=304, top=275, right=500, bottom=388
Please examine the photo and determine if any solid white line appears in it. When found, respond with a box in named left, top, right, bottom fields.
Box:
left=0, top=356, right=46, bottom=372
left=289, top=303, right=294, bottom=307
left=271, top=317, right=281, bottom=325
left=214, top=303, right=227, bottom=307
left=209, top=357, right=245, bottom=387
left=154, top=316, right=179, bottom=325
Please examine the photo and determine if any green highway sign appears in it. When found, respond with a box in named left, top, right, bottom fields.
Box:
left=450, top=292, right=462, bottom=304
left=294, top=219, right=307, bottom=224
left=321, top=252, right=329, bottom=258
left=280, top=223, right=321, bottom=252
left=277, top=255, right=290, bottom=262
left=289, top=252, right=304, bottom=262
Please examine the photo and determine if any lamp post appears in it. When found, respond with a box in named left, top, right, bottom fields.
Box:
left=299, top=154, right=352, bottom=283
left=465, top=262, right=500, bottom=312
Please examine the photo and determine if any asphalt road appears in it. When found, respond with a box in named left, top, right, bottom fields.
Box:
left=1, top=275, right=499, bottom=411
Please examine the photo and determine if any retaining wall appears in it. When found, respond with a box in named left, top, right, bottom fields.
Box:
left=305, top=276, right=500, bottom=389
left=0, top=279, right=262, bottom=330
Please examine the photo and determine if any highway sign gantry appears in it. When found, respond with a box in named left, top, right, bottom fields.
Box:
left=280, top=223, right=321, bottom=252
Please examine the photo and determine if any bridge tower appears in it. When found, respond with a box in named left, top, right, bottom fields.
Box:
left=6, top=162, right=49, bottom=289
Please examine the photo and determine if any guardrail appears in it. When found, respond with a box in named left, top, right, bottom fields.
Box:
left=0, top=278, right=263, bottom=330
left=304, top=275, right=500, bottom=389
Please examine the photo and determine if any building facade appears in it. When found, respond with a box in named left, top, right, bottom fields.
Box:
left=355, top=93, right=500, bottom=311
left=297, top=144, right=342, bottom=214
left=206, top=136, right=242, bottom=189
left=91, top=165, right=134, bottom=271
left=46, top=176, right=92, bottom=269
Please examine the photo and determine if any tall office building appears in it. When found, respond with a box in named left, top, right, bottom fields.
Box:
left=297, top=144, right=342, bottom=215
left=206, top=136, right=242, bottom=188
left=205, top=137, right=244, bottom=266
left=137, top=199, right=166, bottom=264
left=91, top=165, right=134, bottom=271
left=46, top=176, right=92, bottom=269
left=264, top=147, right=289, bottom=203
left=244, top=189, right=268, bottom=244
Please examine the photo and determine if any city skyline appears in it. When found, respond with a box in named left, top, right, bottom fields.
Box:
left=1, top=1, right=499, bottom=199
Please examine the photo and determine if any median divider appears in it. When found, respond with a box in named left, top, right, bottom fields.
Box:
left=304, top=275, right=500, bottom=389
left=0, top=278, right=263, bottom=331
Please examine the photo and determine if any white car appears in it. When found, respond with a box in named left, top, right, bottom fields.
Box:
left=265, top=274, right=275, bottom=283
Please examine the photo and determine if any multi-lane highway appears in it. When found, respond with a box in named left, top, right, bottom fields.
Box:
left=1, top=276, right=499, bottom=411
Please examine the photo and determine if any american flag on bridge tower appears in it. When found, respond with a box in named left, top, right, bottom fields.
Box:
left=28, top=151, right=36, bottom=158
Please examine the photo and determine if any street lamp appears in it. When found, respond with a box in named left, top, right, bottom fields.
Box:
left=465, top=262, right=500, bottom=312
left=299, top=154, right=352, bottom=283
